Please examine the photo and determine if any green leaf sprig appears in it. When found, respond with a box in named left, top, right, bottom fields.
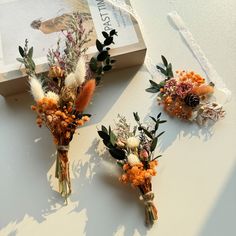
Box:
left=98, top=125, right=126, bottom=160
left=98, top=112, right=166, bottom=163
left=133, top=112, right=166, bottom=161
left=17, top=39, right=36, bottom=76
left=146, top=55, right=174, bottom=93
left=89, top=29, right=118, bottom=85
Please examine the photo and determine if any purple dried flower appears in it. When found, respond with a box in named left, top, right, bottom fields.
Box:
left=66, top=32, right=74, bottom=42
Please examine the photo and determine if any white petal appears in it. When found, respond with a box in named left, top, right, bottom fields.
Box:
left=127, top=154, right=140, bottom=166
left=46, top=91, right=59, bottom=103
left=126, top=137, right=140, bottom=149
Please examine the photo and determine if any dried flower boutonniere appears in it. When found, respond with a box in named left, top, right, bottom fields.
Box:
left=146, top=56, right=225, bottom=125
left=17, top=13, right=117, bottom=201
left=98, top=112, right=166, bottom=226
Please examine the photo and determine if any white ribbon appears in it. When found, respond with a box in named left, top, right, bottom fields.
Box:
left=168, top=11, right=232, bottom=104
left=104, top=1, right=231, bottom=104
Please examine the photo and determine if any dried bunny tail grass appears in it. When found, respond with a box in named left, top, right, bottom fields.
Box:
left=74, top=56, right=86, bottom=86
left=192, top=84, right=214, bottom=96
left=64, top=57, right=86, bottom=88
left=46, top=91, right=60, bottom=103
left=29, top=76, right=45, bottom=102
left=64, top=72, right=76, bottom=88
left=75, top=79, right=96, bottom=112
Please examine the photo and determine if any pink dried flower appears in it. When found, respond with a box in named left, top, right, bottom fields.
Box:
left=139, top=149, right=149, bottom=160
left=176, top=82, right=193, bottom=98
left=164, top=78, right=177, bottom=95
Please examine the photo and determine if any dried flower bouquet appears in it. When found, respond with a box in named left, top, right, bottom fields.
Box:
left=98, top=112, right=166, bottom=226
left=146, top=56, right=225, bottom=125
left=17, top=13, right=117, bottom=200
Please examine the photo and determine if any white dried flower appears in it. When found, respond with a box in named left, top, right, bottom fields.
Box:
left=74, top=56, right=86, bottom=86
left=197, top=102, right=225, bottom=125
left=126, top=136, right=140, bottom=149
left=116, top=140, right=126, bottom=148
left=64, top=72, right=76, bottom=88
left=127, top=154, right=140, bottom=166
left=46, top=91, right=59, bottom=103
left=29, top=76, right=45, bottom=102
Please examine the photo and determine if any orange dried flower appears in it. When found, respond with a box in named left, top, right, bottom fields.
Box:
left=120, top=161, right=158, bottom=187
left=75, top=79, right=96, bottom=112
left=82, top=115, right=90, bottom=122
left=192, top=84, right=214, bottom=96
left=48, top=66, right=64, bottom=78
left=77, top=119, right=84, bottom=126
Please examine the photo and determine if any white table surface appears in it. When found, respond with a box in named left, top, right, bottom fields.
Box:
left=1, top=0, right=236, bottom=235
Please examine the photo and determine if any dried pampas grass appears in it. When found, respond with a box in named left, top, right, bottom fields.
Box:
left=29, top=76, right=45, bottom=102
left=74, top=56, right=86, bottom=86
left=64, top=57, right=86, bottom=88
left=65, top=72, right=76, bottom=88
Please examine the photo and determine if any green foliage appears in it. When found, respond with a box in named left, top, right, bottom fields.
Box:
left=17, top=40, right=36, bottom=76
left=98, top=112, right=166, bottom=162
left=133, top=112, right=166, bottom=161
left=89, top=29, right=118, bottom=85
left=146, top=55, right=174, bottom=94
left=97, top=125, right=126, bottom=160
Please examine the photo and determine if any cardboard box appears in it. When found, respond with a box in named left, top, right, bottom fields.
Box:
left=0, top=0, right=146, bottom=96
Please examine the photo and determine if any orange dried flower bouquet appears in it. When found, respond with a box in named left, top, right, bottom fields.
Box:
left=17, top=13, right=117, bottom=200
left=146, top=56, right=225, bottom=125
left=98, top=113, right=166, bottom=226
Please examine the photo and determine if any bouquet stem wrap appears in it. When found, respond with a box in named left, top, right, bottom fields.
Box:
left=56, top=145, right=71, bottom=200
left=139, top=179, right=158, bottom=226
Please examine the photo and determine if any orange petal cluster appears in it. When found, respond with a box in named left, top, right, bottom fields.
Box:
left=162, top=96, right=193, bottom=120
left=177, top=70, right=205, bottom=85
left=31, top=97, right=90, bottom=144
left=120, top=160, right=158, bottom=187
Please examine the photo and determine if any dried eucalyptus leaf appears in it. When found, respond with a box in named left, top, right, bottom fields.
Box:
left=161, top=55, right=168, bottom=67
left=96, top=39, right=103, bottom=52
left=97, top=51, right=108, bottom=61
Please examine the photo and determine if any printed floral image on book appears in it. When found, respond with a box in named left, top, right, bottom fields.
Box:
left=17, top=12, right=117, bottom=201
left=98, top=112, right=166, bottom=226
left=146, top=56, right=225, bottom=125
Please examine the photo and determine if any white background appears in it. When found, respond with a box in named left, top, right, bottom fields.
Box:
left=1, top=0, right=236, bottom=235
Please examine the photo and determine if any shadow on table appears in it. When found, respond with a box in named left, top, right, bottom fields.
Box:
left=0, top=65, right=145, bottom=234
left=0, top=94, right=65, bottom=231
left=70, top=139, right=149, bottom=236
left=197, top=163, right=236, bottom=236
left=145, top=92, right=215, bottom=153
left=85, top=65, right=142, bottom=126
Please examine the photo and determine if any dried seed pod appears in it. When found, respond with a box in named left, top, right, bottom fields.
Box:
left=184, top=93, right=200, bottom=107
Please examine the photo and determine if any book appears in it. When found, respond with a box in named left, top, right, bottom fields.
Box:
left=0, top=0, right=146, bottom=96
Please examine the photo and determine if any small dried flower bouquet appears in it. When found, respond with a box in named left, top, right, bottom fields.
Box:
left=17, top=13, right=117, bottom=200
left=146, top=56, right=225, bottom=125
left=98, top=112, right=166, bottom=226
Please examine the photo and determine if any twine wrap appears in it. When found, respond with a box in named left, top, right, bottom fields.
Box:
left=141, top=191, right=158, bottom=226
left=57, top=145, right=69, bottom=151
